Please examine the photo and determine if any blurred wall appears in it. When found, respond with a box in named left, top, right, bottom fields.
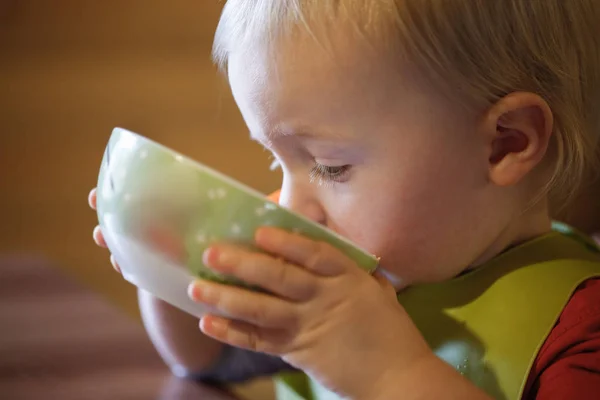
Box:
left=0, top=1, right=282, bottom=317
left=3, top=0, right=600, bottom=321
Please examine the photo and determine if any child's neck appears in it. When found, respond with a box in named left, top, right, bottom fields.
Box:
left=471, top=199, right=553, bottom=269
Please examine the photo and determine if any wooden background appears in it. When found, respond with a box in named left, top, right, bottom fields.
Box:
left=0, top=0, right=282, bottom=317
left=3, top=0, right=599, bottom=315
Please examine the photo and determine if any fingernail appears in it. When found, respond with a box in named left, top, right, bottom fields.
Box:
left=202, top=316, right=227, bottom=336
left=203, top=247, right=218, bottom=266
left=93, top=226, right=104, bottom=245
left=218, top=250, right=236, bottom=266
left=88, top=190, right=96, bottom=209
left=255, top=227, right=272, bottom=245
left=206, top=247, right=235, bottom=267
left=188, top=282, right=203, bottom=301
left=109, top=255, right=121, bottom=274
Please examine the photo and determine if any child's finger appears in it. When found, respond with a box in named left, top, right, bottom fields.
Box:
left=110, top=254, right=122, bottom=274
left=203, top=245, right=318, bottom=302
left=200, top=314, right=285, bottom=355
left=188, top=280, right=297, bottom=329
left=93, top=226, right=108, bottom=248
left=255, top=227, right=347, bottom=276
left=88, top=188, right=97, bottom=210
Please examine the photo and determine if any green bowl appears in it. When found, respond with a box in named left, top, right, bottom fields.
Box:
left=96, top=127, right=378, bottom=317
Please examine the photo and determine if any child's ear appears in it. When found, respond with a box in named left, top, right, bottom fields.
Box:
left=483, top=92, right=553, bottom=187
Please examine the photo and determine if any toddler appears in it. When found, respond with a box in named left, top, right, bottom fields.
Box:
left=89, top=1, right=600, bottom=399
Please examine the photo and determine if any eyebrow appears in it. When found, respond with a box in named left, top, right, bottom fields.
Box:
left=249, top=129, right=311, bottom=149
left=250, top=126, right=347, bottom=146
left=250, top=129, right=363, bottom=161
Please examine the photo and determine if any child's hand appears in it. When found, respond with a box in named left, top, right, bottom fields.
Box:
left=89, top=188, right=123, bottom=273
left=89, top=188, right=185, bottom=273
left=188, top=227, right=434, bottom=399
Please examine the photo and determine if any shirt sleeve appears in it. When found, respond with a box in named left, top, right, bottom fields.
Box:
left=523, top=278, right=600, bottom=400
left=184, top=344, right=297, bottom=384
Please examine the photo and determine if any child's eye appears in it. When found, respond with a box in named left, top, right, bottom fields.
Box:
left=309, top=163, right=352, bottom=185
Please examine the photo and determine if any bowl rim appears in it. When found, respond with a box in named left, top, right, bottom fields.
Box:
left=108, top=127, right=378, bottom=263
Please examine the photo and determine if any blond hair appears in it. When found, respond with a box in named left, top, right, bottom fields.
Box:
left=213, top=0, right=600, bottom=208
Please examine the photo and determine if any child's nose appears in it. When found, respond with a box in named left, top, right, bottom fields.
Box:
left=277, top=181, right=327, bottom=226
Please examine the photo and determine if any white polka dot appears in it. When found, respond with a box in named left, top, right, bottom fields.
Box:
left=196, top=233, right=207, bottom=244
left=264, top=202, right=277, bottom=210
left=175, top=155, right=184, bottom=162
left=208, top=189, right=217, bottom=200
left=140, top=150, right=148, bottom=159
left=231, top=224, right=241, bottom=235
left=255, top=207, right=267, bottom=217
left=124, top=193, right=132, bottom=202
left=217, top=188, right=227, bottom=198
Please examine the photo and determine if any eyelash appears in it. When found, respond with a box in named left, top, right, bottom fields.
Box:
left=309, top=163, right=351, bottom=185
left=268, top=156, right=351, bottom=186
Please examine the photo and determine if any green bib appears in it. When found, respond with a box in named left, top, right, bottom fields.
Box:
left=274, top=223, right=600, bottom=400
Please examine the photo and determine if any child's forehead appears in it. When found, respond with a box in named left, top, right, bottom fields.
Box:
left=227, top=40, right=417, bottom=135
left=231, top=14, right=397, bottom=68
left=227, top=39, right=463, bottom=151
left=227, top=30, right=412, bottom=105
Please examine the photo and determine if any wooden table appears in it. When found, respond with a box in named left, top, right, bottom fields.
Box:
left=0, top=256, right=244, bottom=400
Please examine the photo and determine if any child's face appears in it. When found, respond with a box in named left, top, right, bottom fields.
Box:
left=227, top=36, right=513, bottom=288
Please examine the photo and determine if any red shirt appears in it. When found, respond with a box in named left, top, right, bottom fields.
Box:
left=523, top=278, right=600, bottom=399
